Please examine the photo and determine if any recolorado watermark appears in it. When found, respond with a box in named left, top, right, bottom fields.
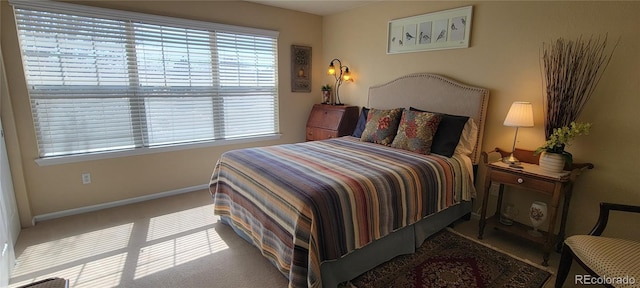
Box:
left=575, top=275, right=636, bottom=285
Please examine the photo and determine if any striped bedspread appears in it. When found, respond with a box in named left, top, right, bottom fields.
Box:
left=209, top=136, right=474, bottom=288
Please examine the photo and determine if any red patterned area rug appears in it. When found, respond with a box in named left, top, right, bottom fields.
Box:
left=348, top=229, right=551, bottom=288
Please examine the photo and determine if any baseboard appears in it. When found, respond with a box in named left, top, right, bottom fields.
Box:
left=32, top=184, right=209, bottom=225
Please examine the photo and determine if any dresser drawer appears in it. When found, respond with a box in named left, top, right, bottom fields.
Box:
left=307, top=108, right=345, bottom=130
left=491, top=170, right=556, bottom=194
left=306, top=128, right=338, bottom=141
left=305, top=104, right=358, bottom=141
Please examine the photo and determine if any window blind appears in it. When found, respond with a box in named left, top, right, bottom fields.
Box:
left=12, top=1, right=279, bottom=158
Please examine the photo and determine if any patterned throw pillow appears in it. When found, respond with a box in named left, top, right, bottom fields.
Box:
left=360, top=108, right=404, bottom=145
left=391, top=109, right=442, bottom=154
left=410, top=107, right=469, bottom=157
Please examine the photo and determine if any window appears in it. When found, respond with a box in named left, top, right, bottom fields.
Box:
left=12, top=0, right=279, bottom=160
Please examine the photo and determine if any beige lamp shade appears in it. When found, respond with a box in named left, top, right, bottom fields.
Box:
left=502, top=101, right=534, bottom=164
left=503, top=102, right=534, bottom=127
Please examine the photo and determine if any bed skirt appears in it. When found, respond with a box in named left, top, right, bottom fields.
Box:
left=219, top=200, right=472, bottom=287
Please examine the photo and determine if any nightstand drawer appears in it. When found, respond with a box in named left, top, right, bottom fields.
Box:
left=491, top=170, right=556, bottom=193
left=306, top=128, right=338, bottom=141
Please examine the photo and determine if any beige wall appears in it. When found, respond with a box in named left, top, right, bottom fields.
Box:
left=323, top=1, right=640, bottom=239
left=1, top=1, right=322, bottom=226
left=2, top=0, right=639, bottom=240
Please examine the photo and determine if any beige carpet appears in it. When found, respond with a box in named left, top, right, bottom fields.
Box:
left=9, top=190, right=288, bottom=288
left=10, top=190, right=586, bottom=288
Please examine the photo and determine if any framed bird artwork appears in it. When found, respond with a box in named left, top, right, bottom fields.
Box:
left=387, top=6, right=472, bottom=54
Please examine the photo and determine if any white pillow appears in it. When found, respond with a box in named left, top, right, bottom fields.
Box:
left=454, top=118, right=478, bottom=156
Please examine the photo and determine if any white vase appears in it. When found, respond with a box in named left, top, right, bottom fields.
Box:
left=322, top=90, right=331, bottom=104
left=539, top=151, right=565, bottom=173
left=528, top=201, right=548, bottom=237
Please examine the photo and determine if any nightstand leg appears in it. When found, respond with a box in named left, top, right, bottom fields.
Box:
left=495, top=184, right=505, bottom=218
left=543, top=252, right=550, bottom=267
left=543, top=183, right=562, bottom=267
left=478, top=172, right=492, bottom=239
left=556, top=186, right=573, bottom=252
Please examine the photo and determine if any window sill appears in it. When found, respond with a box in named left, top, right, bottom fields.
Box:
left=34, top=134, right=282, bottom=166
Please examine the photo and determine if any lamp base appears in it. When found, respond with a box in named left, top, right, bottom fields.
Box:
left=502, top=153, right=520, bottom=164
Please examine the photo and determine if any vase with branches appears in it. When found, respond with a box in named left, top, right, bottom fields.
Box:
left=542, top=35, right=617, bottom=136
left=539, top=35, right=617, bottom=169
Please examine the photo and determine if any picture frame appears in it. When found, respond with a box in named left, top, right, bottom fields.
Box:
left=291, top=45, right=312, bottom=92
left=387, top=6, right=473, bottom=54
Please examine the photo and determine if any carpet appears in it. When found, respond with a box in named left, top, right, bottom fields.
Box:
left=348, top=229, right=551, bottom=288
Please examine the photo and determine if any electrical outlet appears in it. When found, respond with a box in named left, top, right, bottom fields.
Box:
left=489, top=183, right=500, bottom=196
left=82, top=173, right=91, bottom=184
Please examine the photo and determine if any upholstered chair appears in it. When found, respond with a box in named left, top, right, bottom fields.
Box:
left=555, top=202, right=640, bottom=288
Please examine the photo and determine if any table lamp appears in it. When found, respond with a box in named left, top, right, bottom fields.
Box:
left=503, top=101, right=534, bottom=164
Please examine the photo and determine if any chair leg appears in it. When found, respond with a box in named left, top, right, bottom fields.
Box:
left=555, top=243, right=574, bottom=288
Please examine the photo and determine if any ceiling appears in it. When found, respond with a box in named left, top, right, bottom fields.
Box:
left=246, top=0, right=380, bottom=16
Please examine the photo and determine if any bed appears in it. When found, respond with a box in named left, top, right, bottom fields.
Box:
left=209, top=73, right=489, bottom=287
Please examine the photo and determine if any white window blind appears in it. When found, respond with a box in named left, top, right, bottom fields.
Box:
left=12, top=1, right=279, bottom=158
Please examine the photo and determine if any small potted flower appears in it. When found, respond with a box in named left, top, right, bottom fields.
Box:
left=535, top=121, right=591, bottom=172
left=321, top=84, right=332, bottom=104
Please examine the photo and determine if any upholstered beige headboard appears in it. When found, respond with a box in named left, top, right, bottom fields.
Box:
left=368, top=73, right=489, bottom=164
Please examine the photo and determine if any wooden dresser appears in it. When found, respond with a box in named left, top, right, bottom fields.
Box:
left=306, top=104, right=358, bottom=141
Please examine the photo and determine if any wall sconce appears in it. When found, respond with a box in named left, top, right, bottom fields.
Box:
left=327, top=58, right=353, bottom=105
left=502, top=101, right=534, bottom=164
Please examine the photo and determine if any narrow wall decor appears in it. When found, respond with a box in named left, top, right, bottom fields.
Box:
left=291, top=45, right=312, bottom=92
left=387, top=6, right=472, bottom=54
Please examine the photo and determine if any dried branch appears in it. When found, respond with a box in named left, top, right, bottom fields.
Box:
left=541, top=35, right=618, bottom=138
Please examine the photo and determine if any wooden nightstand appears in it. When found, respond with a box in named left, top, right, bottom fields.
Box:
left=306, top=104, right=358, bottom=141
left=478, top=148, right=593, bottom=266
